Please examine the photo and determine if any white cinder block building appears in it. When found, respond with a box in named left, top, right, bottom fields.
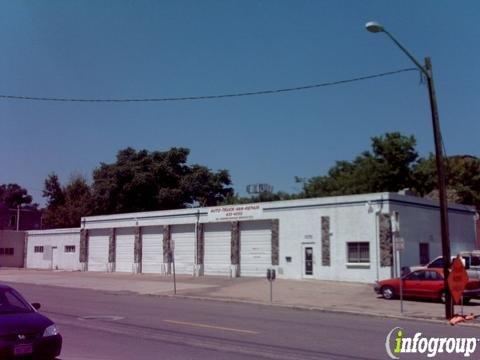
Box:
left=24, top=192, right=478, bottom=283
left=26, top=228, right=81, bottom=271
left=0, top=230, right=26, bottom=268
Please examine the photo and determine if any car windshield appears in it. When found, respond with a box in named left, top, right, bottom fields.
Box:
left=0, top=288, right=33, bottom=315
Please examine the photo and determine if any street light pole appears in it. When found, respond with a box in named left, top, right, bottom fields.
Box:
left=366, top=21, right=453, bottom=319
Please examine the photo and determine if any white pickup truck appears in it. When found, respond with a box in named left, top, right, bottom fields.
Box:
left=404, top=251, right=480, bottom=279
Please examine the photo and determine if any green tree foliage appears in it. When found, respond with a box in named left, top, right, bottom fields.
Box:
left=302, top=132, right=418, bottom=197
left=91, top=147, right=233, bottom=214
left=412, top=154, right=480, bottom=209
left=0, top=183, right=33, bottom=208
left=42, top=173, right=93, bottom=228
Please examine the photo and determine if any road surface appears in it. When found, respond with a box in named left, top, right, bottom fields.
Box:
left=7, top=282, right=479, bottom=360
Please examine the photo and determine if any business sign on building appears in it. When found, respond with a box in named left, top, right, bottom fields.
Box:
left=208, top=204, right=263, bottom=222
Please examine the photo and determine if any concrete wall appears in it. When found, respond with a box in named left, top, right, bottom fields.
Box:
left=26, top=228, right=81, bottom=270
left=0, top=230, right=25, bottom=267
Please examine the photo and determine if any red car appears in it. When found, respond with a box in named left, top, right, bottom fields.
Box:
left=374, top=268, right=480, bottom=304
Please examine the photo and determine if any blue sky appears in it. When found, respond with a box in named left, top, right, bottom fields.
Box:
left=1, top=1, right=479, bottom=206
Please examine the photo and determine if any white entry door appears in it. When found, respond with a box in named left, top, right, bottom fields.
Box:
left=51, top=246, right=59, bottom=270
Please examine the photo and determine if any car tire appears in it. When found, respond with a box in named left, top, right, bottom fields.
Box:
left=440, top=291, right=446, bottom=303
left=381, top=286, right=395, bottom=300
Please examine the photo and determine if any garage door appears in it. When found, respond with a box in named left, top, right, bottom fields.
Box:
left=115, top=228, right=135, bottom=273
left=88, top=229, right=109, bottom=272
left=171, top=224, right=195, bottom=275
left=240, top=221, right=272, bottom=277
left=142, top=226, right=164, bottom=274
left=204, top=222, right=231, bottom=276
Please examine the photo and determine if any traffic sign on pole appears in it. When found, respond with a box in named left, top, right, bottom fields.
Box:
left=448, top=255, right=469, bottom=305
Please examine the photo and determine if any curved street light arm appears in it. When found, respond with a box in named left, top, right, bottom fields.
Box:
left=381, top=29, right=430, bottom=78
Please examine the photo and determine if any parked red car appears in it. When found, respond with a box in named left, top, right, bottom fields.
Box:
left=374, top=268, right=480, bottom=304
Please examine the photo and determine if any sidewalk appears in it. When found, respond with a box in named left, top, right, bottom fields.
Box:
left=1, top=268, right=479, bottom=324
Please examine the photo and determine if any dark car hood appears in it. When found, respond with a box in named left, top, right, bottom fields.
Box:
left=0, top=312, right=53, bottom=335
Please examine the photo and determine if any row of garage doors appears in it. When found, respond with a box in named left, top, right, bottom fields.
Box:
left=87, top=221, right=272, bottom=277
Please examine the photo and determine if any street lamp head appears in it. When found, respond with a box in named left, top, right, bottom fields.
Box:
left=365, top=21, right=384, bottom=33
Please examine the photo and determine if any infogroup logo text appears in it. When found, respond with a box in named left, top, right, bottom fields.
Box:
left=385, top=327, right=478, bottom=359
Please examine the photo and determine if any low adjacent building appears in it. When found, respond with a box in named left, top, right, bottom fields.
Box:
left=26, top=228, right=81, bottom=271
left=0, top=203, right=42, bottom=231
left=24, top=192, right=478, bottom=283
left=0, top=230, right=26, bottom=268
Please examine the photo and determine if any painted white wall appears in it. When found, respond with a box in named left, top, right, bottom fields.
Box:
left=0, top=230, right=25, bottom=267
left=24, top=192, right=476, bottom=284
left=26, top=229, right=80, bottom=270
left=389, top=201, right=477, bottom=273
left=272, top=204, right=384, bottom=283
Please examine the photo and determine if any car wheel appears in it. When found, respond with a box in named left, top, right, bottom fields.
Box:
left=381, top=286, right=395, bottom=300
left=440, top=291, right=446, bottom=303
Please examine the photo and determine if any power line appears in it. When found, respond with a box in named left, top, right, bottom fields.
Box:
left=0, top=68, right=418, bottom=103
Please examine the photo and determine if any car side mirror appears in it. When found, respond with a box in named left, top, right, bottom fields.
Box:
left=31, top=303, right=41, bottom=310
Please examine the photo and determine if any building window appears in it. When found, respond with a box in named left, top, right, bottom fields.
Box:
left=34, top=246, right=44, bottom=253
left=419, top=243, right=430, bottom=265
left=347, top=242, right=370, bottom=263
left=8, top=215, right=16, bottom=228
left=65, top=245, right=76, bottom=253
left=0, top=248, right=14, bottom=256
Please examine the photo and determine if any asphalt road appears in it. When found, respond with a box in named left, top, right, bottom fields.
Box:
left=7, top=282, right=480, bottom=360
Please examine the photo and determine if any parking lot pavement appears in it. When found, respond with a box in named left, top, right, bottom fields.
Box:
left=1, top=268, right=479, bottom=323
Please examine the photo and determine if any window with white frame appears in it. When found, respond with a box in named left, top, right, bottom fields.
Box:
left=65, top=245, right=76, bottom=253
left=34, top=246, right=44, bottom=253
left=347, top=242, right=370, bottom=263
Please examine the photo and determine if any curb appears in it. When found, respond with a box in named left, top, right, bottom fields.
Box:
left=154, top=292, right=480, bottom=329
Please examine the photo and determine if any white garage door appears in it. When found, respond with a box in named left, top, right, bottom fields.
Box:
left=142, top=226, right=164, bottom=274
left=204, top=222, right=231, bottom=276
left=240, top=221, right=272, bottom=277
left=171, top=224, right=195, bottom=275
left=115, top=228, right=135, bottom=273
left=88, top=229, right=109, bottom=272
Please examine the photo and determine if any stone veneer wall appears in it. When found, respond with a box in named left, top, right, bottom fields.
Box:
left=271, top=219, right=279, bottom=266
left=321, top=216, right=330, bottom=266
left=379, top=214, right=393, bottom=267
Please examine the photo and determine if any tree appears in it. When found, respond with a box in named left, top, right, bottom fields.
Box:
left=181, top=166, right=233, bottom=207
left=42, top=173, right=93, bottom=228
left=0, top=183, right=33, bottom=208
left=92, top=147, right=233, bottom=214
left=412, top=154, right=480, bottom=209
left=301, top=132, right=418, bottom=197
left=42, top=173, right=65, bottom=208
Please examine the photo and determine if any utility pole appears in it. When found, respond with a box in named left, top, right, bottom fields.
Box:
left=366, top=21, right=453, bottom=319
left=425, top=57, right=453, bottom=318
left=16, top=205, right=20, bottom=231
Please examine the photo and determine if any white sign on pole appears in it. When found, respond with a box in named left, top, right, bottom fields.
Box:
left=394, top=237, right=405, bottom=251
left=208, top=204, right=263, bottom=222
